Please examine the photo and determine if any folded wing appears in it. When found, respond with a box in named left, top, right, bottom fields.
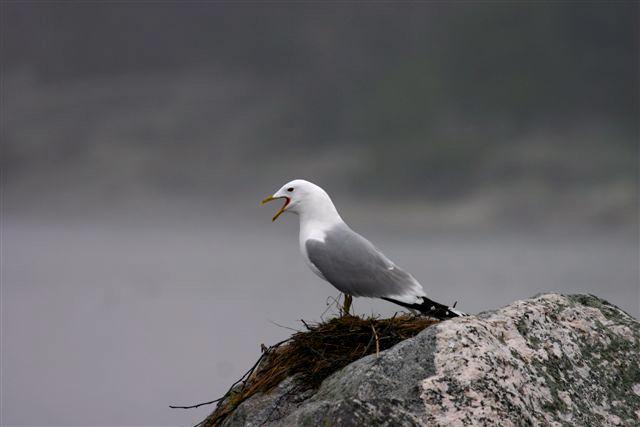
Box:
left=305, top=224, right=426, bottom=304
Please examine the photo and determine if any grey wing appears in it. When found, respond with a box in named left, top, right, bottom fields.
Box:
left=305, top=225, right=425, bottom=300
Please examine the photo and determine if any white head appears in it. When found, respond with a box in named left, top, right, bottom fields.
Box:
left=261, top=179, right=342, bottom=223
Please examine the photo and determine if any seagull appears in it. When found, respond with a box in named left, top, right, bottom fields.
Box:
left=261, top=179, right=464, bottom=319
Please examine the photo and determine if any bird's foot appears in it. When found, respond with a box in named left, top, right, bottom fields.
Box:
left=341, top=294, right=353, bottom=317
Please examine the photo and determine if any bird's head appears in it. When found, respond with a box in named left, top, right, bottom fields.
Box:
left=261, top=179, right=336, bottom=222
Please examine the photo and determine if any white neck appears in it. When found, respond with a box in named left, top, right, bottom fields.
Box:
left=297, top=193, right=345, bottom=242
left=299, top=201, right=343, bottom=224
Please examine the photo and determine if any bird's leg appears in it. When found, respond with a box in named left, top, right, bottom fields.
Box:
left=342, top=294, right=353, bottom=316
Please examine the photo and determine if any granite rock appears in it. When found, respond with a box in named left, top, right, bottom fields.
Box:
left=208, top=294, right=640, bottom=426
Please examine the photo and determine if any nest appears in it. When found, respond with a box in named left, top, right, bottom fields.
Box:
left=203, top=314, right=439, bottom=426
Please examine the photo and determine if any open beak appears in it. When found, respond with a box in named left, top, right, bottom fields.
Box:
left=261, top=195, right=291, bottom=222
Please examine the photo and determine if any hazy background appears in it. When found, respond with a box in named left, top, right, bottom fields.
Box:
left=2, top=2, right=638, bottom=426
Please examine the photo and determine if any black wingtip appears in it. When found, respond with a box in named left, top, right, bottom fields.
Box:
left=381, top=296, right=462, bottom=320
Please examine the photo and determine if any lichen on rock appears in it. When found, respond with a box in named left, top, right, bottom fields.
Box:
left=203, top=294, right=640, bottom=426
left=421, top=294, right=640, bottom=426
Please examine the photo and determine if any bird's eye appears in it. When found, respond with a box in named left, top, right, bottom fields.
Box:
left=287, top=187, right=294, bottom=192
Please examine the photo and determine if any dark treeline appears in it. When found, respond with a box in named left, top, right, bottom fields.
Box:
left=3, top=2, right=638, bottom=218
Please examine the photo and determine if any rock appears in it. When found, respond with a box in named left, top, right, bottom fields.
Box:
left=206, top=294, right=640, bottom=426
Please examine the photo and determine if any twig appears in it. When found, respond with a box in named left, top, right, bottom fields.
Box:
left=169, top=338, right=290, bottom=411
left=300, top=319, right=312, bottom=331
left=239, top=339, right=288, bottom=392
left=269, top=320, right=301, bottom=333
left=321, top=294, right=341, bottom=320
left=362, top=332, right=376, bottom=356
left=371, top=324, right=380, bottom=357
left=169, top=397, right=224, bottom=409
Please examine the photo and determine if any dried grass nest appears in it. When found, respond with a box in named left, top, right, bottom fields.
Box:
left=203, top=314, right=439, bottom=426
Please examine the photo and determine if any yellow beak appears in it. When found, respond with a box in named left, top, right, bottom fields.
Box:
left=261, top=195, right=291, bottom=222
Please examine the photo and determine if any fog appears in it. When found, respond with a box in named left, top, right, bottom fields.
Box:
left=4, top=217, right=637, bottom=426
left=2, top=2, right=638, bottom=426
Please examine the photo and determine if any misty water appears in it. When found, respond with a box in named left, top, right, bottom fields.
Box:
left=3, top=216, right=637, bottom=426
